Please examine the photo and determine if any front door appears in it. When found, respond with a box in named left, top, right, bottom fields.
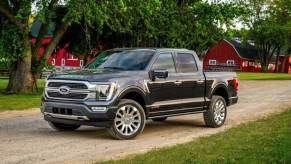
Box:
left=147, top=52, right=182, bottom=112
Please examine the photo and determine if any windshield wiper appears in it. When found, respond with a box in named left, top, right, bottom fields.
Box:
left=103, top=66, right=126, bottom=70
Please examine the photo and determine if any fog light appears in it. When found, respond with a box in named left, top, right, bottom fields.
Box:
left=91, top=107, right=107, bottom=112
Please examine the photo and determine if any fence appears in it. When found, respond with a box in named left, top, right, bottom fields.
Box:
left=0, top=69, right=9, bottom=77
left=0, top=69, right=53, bottom=78
left=203, top=64, right=241, bottom=72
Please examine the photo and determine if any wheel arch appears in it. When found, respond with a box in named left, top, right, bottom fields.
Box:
left=209, top=83, right=230, bottom=106
left=116, top=87, right=149, bottom=115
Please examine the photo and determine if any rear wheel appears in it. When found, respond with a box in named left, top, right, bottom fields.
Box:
left=107, top=99, right=146, bottom=140
left=203, top=95, right=227, bottom=128
left=151, top=117, right=167, bottom=122
left=48, top=122, right=80, bottom=131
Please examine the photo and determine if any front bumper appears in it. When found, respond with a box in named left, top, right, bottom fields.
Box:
left=41, top=99, right=118, bottom=127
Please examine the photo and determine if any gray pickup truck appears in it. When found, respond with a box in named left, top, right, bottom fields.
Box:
left=41, top=48, right=238, bottom=139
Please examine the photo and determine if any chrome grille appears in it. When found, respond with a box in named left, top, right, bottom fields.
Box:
left=47, top=82, right=88, bottom=89
left=47, top=91, right=87, bottom=100
left=45, top=80, right=95, bottom=100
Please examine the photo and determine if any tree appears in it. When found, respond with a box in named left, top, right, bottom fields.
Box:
left=269, top=0, right=291, bottom=72
left=69, top=0, right=245, bottom=57
left=249, top=19, right=285, bottom=72
left=0, top=0, right=244, bottom=93
left=241, top=0, right=291, bottom=72
left=0, top=0, right=103, bottom=93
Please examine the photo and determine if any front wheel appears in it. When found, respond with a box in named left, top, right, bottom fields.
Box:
left=107, top=99, right=146, bottom=140
left=203, top=95, right=227, bottom=128
left=48, top=122, right=80, bottom=131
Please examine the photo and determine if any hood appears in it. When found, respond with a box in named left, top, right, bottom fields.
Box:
left=48, top=69, right=135, bottom=82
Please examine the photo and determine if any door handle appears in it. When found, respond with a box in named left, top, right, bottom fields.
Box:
left=197, top=79, right=204, bottom=84
left=174, top=80, right=182, bottom=85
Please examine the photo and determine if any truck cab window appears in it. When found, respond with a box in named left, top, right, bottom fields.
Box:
left=152, top=53, right=176, bottom=73
left=176, top=53, right=198, bottom=73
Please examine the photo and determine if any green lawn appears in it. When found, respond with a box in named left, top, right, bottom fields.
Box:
left=0, top=78, right=45, bottom=112
left=238, top=72, right=291, bottom=80
left=103, top=109, right=291, bottom=164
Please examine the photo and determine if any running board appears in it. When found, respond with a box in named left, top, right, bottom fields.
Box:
left=148, top=110, right=206, bottom=119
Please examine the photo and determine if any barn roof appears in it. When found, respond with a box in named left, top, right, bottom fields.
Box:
left=224, top=39, right=259, bottom=60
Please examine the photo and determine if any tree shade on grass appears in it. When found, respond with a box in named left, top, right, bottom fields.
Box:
left=0, top=79, right=44, bottom=112
left=102, top=109, right=291, bottom=164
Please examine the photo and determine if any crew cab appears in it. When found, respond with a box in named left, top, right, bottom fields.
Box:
left=41, top=48, right=238, bottom=139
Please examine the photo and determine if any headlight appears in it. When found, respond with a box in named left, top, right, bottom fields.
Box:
left=95, top=83, right=117, bottom=101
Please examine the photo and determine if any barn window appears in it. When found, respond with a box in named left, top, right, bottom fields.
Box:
left=227, top=60, right=235, bottom=65
left=61, top=58, right=65, bottom=66
left=209, top=60, right=217, bottom=65
left=51, top=59, right=55, bottom=66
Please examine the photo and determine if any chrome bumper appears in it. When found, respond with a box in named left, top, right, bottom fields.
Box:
left=44, top=112, right=89, bottom=121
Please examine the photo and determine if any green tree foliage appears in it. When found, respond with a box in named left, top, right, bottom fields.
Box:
left=0, top=0, right=104, bottom=93
left=64, top=0, right=245, bottom=57
left=249, top=19, right=286, bottom=72
left=242, top=0, right=291, bottom=72
left=0, top=0, right=244, bottom=93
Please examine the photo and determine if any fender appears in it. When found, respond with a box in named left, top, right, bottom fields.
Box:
left=115, top=86, right=150, bottom=114
left=208, top=82, right=229, bottom=100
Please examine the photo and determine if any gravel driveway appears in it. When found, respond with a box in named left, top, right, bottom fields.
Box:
left=0, top=80, right=291, bottom=164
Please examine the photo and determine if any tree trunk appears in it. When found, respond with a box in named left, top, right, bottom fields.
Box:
left=6, top=37, right=36, bottom=94
left=261, top=64, right=268, bottom=73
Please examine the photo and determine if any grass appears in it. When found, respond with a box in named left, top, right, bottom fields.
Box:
left=238, top=72, right=291, bottom=80
left=103, top=109, right=291, bottom=164
left=0, top=78, right=45, bottom=112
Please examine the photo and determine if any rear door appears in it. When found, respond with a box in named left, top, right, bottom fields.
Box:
left=174, top=52, right=206, bottom=109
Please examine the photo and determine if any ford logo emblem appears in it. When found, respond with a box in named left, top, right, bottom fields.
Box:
left=59, top=86, right=70, bottom=95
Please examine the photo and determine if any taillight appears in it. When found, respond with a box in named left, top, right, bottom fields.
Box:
left=233, top=78, right=238, bottom=92
left=229, top=78, right=238, bottom=92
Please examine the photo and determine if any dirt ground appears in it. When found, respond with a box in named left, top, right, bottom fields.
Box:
left=0, top=80, right=291, bottom=164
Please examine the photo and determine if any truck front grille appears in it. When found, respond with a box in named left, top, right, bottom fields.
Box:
left=47, top=91, right=88, bottom=100
left=45, top=80, right=94, bottom=101
left=48, top=82, right=88, bottom=89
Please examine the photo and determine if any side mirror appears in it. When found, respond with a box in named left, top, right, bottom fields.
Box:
left=149, top=69, right=168, bottom=81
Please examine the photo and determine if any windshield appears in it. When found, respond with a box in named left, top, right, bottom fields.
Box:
left=85, top=50, right=154, bottom=71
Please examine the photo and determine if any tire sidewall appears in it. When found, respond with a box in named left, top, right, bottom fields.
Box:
left=109, top=99, right=146, bottom=140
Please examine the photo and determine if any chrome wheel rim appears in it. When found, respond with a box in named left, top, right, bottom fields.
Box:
left=213, top=99, right=226, bottom=125
left=114, top=105, right=141, bottom=136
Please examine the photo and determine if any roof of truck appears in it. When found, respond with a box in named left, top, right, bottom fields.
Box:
left=107, top=48, right=192, bottom=52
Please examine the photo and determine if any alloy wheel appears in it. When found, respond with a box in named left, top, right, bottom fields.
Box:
left=114, top=105, right=142, bottom=136
left=213, top=99, right=226, bottom=125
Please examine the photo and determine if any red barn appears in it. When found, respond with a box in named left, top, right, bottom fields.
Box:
left=203, top=39, right=291, bottom=73
left=31, top=18, right=85, bottom=69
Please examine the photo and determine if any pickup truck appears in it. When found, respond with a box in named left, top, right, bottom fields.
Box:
left=41, top=48, right=238, bottom=139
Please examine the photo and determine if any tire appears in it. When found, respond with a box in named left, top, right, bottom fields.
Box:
left=152, top=117, right=167, bottom=122
left=203, top=95, right=227, bottom=128
left=107, top=99, right=146, bottom=140
left=48, top=121, right=80, bottom=131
